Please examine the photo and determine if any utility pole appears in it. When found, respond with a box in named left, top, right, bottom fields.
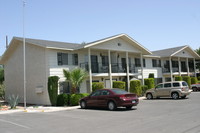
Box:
left=23, top=0, right=26, bottom=110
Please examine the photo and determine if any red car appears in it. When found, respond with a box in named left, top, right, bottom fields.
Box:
left=79, top=88, right=139, bottom=111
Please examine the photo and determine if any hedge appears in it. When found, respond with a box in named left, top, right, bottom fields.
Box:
left=175, top=76, right=182, bottom=81
left=92, top=82, right=104, bottom=91
left=113, top=81, right=125, bottom=90
left=198, top=76, right=200, bottom=81
left=57, top=94, right=69, bottom=106
left=70, top=93, right=89, bottom=106
left=48, top=76, right=59, bottom=106
left=144, top=78, right=155, bottom=89
left=141, top=85, right=148, bottom=96
left=191, top=77, right=198, bottom=84
left=182, top=76, right=191, bottom=88
left=130, top=80, right=142, bottom=96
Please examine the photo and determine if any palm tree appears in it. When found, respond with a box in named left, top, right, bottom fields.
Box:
left=195, top=47, right=200, bottom=56
left=63, top=68, right=88, bottom=94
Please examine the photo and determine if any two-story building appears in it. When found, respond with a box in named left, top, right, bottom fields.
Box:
left=0, top=34, right=199, bottom=105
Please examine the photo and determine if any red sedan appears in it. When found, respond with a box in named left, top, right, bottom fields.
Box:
left=79, top=88, right=139, bottom=111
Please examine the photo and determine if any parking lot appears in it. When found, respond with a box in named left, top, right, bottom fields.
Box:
left=0, top=92, right=200, bottom=133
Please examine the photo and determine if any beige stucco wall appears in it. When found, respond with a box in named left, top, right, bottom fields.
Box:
left=4, top=42, right=50, bottom=105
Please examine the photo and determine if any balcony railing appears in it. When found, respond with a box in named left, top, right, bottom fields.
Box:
left=80, top=62, right=136, bottom=73
left=162, top=67, right=195, bottom=73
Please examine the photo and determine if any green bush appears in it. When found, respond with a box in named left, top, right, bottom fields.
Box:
left=144, top=78, right=155, bottom=89
left=148, top=73, right=154, bottom=78
left=92, top=82, right=104, bottom=91
left=70, top=93, right=89, bottom=106
left=175, top=76, right=182, bottom=81
left=197, top=76, right=200, bottom=81
left=182, top=76, right=191, bottom=88
left=130, top=80, right=142, bottom=96
left=141, top=85, right=148, bottom=96
left=191, top=77, right=198, bottom=84
left=0, top=84, right=5, bottom=100
left=113, top=81, right=125, bottom=90
left=57, top=94, right=69, bottom=106
left=48, top=76, right=59, bottom=106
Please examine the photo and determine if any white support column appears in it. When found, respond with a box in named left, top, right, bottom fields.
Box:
left=178, top=57, right=181, bottom=76
left=140, top=53, right=144, bottom=85
left=194, top=58, right=196, bottom=77
left=108, top=50, right=112, bottom=89
left=169, top=57, right=173, bottom=81
left=126, top=52, right=130, bottom=92
left=88, top=48, right=92, bottom=93
left=187, top=58, right=189, bottom=76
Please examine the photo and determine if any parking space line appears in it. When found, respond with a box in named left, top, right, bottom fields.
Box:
left=0, top=119, right=30, bottom=129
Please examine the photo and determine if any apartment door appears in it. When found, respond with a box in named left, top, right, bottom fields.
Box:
left=91, top=55, right=98, bottom=73
left=121, top=58, right=126, bottom=72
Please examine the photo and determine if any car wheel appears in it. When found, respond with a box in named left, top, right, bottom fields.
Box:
left=108, top=101, right=116, bottom=111
left=172, top=92, right=179, bottom=100
left=126, top=106, right=133, bottom=110
left=192, top=87, right=197, bottom=92
left=146, top=93, right=153, bottom=100
left=80, top=100, right=87, bottom=109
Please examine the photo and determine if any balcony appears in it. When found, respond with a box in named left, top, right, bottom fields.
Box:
left=162, top=67, right=195, bottom=73
left=80, top=62, right=136, bottom=73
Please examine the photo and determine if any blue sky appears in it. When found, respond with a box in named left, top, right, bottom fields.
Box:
left=0, top=0, right=200, bottom=56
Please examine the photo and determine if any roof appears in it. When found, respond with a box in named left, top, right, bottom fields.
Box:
left=75, top=33, right=152, bottom=55
left=152, top=45, right=200, bottom=59
left=14, top=37, right=80, bottom=50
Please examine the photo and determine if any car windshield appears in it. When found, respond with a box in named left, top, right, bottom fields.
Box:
left=111, top=89, right=129, bottom=94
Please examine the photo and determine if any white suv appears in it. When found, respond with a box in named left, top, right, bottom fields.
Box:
left=146, top=81, right=191, bottom=100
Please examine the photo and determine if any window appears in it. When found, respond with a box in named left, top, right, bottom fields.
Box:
left=135, top=58, right=141, bottom=67
left=57, top=53, right=68, bottom=65
left=101, top=90, right=110, bottom=96
left=164, top=83, right=171, bottom=88
left=90, top=90, right=101, bottom=96
left=102, top=56, right=108, bottom=66
left=173, top=83, right=180, bottom=87
left=182, top=82, right=188, bottom=87
left=156, top=84, right=163, bottom=89
left=143, top=59, right=146, bottom=67
left=152, top=59, right=161, bottom=67
left=72, top=54, right=78, bottom=65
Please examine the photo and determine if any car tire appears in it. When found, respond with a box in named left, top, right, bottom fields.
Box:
left=80, top=100, right=87, bottom=109
left=171, top=92, right=179, bottom=100
left=108, top=101, right=116, bottom=111
left=192, top=87, right=197, bottom=92
left=146, top=93, right=153, bottom=100
left=126, top=106, right=133, bottom=110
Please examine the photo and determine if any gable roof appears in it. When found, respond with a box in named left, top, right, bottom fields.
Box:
left=75, top=34, right=152, bottom=55
left=152, top=45, right=200, bottom=59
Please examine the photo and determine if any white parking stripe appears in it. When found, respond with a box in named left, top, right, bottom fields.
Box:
left=0, top=119, right=30, bottom=129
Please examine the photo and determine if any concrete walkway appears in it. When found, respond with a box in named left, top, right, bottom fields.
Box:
left=0, top=97, right=146, bottom=114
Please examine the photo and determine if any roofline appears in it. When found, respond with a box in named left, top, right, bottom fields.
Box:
left=171, top=45, right=188, bottom=56
left=46, top=47, right=74, bottom=51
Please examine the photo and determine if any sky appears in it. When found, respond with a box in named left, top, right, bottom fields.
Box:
left=0, top=0, right=200, bottom=56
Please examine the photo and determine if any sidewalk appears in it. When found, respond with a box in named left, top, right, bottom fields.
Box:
left=0, top=97, right=146, bottom=114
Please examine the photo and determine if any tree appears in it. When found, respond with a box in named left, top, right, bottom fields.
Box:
left=63, top=68, right=88, bottom=94
left=195, top=47, right=200, bottom=56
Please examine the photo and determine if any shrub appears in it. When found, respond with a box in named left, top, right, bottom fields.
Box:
left=130, top=80, right=142, bottom=96
left=148, top=73, right=154, bottom=78
left=57, top=94, right=69, bottom=106
left=141, top=85, right=148, bottom=96
left=92, top=82, right=104, bottom=91
left=197, top=76, right=200, bottom=81
left=8, top=94, right=20, bottom=109
left=48, top=76, right=59, bottom=106
left=182, top=76, right=191, bottom=88
left=144, top=78, right=155, bottom=89
left=70, top=93, right=89, bottom=106
left=113, top=81, right=125, bottom=90
left=0, top=84, right=5, bottom=100
left=191, top=77, right=198, bottom=84
left=175, top=76, right=182, bottom=81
